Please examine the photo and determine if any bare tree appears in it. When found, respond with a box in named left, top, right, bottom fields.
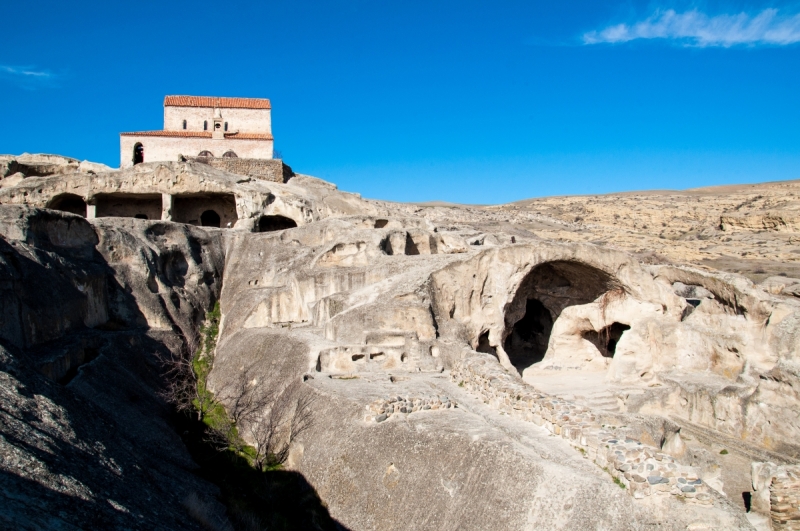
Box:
left=246, top=381, right=315, bottom=471
left=158, top=334, right=205, bottom=419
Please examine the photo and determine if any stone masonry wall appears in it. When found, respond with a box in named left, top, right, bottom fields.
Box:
left=770, top=467, right=800, bottom=530
left=450, top=351, right=713, bottom=504
left=753, top=463, right=800, bottom=530
left=189, top=157, right=293, bottom=183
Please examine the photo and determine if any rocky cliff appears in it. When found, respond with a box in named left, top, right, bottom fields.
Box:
left=2, top=154, right=799, bottom=530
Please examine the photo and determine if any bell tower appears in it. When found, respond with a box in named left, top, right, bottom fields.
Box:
left=212, top=104, right=224, bottom=140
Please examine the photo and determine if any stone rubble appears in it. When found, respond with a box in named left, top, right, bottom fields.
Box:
left=451, top=351, right=713, bottom=504
left=365, top=395, right=457, bottom=423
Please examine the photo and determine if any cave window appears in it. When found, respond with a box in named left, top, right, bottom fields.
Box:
left=582, top=323, right=630, bottom=358
left=182, top=119, right=187, bottom=130
left=200, top=210, right=221, bottom=228
left=133, top=142, right=144, bottom=165
left=134, top=214, right=148, bottom=220
left=204, top=120, right=208, bottom=131
left=257, top=215, right=298, bottom=232
left=476, top=331, right=497, bottom=358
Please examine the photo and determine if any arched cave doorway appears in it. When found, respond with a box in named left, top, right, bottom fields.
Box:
left=47, top=193, right=87, bottom=217
left=200, top=210, right=221, bottom=227
left=257, top=215, right=297, bottom=232
left=502, top=260, right=620, bottom=373
left=133, top=143, right=144, bottom=165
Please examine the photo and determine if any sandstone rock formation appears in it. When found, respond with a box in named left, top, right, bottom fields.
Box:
left=2, top=153, right=799, bottom=530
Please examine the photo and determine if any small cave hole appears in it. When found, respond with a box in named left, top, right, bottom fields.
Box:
left=352, top=354, right=365, bottom=362
left=134, top=213, right=148, bottom=220
left=405, top=233, right=420, bottom=255
left=374, top=219, right=388, bottom=228
left=742, top=491, right=752, bottom=512
left=582, top=322, right=631, bottom=358
left=200, top=210, right=221, bottom=228
left=476, top=331, right=497, bottom=358
left=370, top=352, right=386, bottom=361
left=257, top=215, right=298, bottom=232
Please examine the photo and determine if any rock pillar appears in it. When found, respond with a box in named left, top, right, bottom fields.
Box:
left=86, top=204, right=96, bottom=219
left=161, top=194, right=173, bottom=221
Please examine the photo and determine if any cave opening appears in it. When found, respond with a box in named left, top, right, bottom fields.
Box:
left=47, top=193, right=87, bottom=217
left=200, top=210, right=221, bottom=228
left=476, top=331, right=497, bottom=358
left=582, top=322, right=631, bottom=358
left=502, top=299, right=553, bottom=370
left=257, top=215, right=298, bottom=232
left=502, top=260, right=616, bottom=373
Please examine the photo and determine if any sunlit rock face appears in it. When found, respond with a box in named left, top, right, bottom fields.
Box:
left=2, top=154, right=800, bottom=529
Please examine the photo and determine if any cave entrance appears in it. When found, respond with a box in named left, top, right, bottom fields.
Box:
left=257, top=215, right=297, bottom=232
left=503, top=299, right=553, bottom=369
left=95, top=193, right=162, bottom=220
left=173, top=193, right=237, bottom=228
left=200, top=210, right=221, bottom=227
left=503, top=260, right=615, bottom=373
left=47, top=193, right=87, bottom=217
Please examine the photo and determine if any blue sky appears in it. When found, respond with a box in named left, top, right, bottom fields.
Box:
left=2, top=1, right=799, bottom=203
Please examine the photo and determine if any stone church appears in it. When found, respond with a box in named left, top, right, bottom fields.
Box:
left=119, top=96, right=274, bottom=168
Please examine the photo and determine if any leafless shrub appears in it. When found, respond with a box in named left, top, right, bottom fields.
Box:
left=209, top=367, right=315, bottom=469
left=247, top=381, right=315, bottom=471
left=158, top=334, right=202, bottom=419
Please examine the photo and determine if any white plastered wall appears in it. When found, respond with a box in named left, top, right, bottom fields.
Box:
left=163, top=106, right=271, bottom=134
left=119, top=136, right=273, bottom=168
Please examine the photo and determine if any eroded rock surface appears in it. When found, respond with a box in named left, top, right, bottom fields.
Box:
left=2, top=154, right=799, bottom=529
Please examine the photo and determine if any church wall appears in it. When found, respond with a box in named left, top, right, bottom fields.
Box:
left=163, top=106, right=271, bottom=134
left=120, top=136, right=273, bottom=168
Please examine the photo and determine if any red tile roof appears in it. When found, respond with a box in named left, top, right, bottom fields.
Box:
left=120, top=131, right=273, bottom=141
left=223, top=132, right=273, bottom=140
left=164, top=96, right=271, bottom=109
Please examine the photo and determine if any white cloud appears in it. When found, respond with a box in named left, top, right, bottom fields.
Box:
left=0, top=65, right=56, bottom=88
left=583, top=8, right=800, bottom=47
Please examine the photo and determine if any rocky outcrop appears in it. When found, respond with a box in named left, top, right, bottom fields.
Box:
left=3, top=155, right=800, bottom=529
left=0, top=206, right=229, bottom=530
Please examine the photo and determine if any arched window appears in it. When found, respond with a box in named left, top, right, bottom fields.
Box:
left=222, top=150, right=238, bottom=158
left=198, top=150, right=213, bottom=158
left=224, top=122, right=228, bottom=131
left=182, top=120, right=187, bottom=130
left=133, top=142, right=144, bottom=165
left=203, top=120, right=208, bottom=131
